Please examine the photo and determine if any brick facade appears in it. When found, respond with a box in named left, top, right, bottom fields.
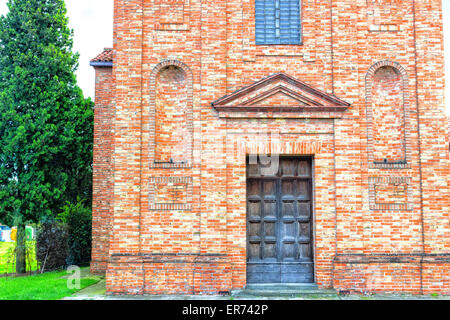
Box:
left=91, top=0, right=450, bottom=295
left=90, top=48, right=114, bottom=275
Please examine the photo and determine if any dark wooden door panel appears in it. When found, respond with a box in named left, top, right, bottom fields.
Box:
left=247, top=156, right=314, bottom=284
left=280, top=263, right=314, bottom=283
left=247, top=264, right=281, bottom=283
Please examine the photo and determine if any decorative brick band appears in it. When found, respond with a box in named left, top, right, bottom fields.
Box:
left=110, top=253, right=228, bottom=264
left=335, top=253, right=450, bottom=264
left=151, top=161, right=191, bottom=169
left=149, top=59, right=193, bottom=169
left=149, top=176, right=193, bottom=210
left=368, top=176, right=413, bottom=211
left=365, top=60, right=411, bottom=169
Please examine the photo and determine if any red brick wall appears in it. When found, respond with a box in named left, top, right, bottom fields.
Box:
left=414, top=0, right=450, bottom=295
left=93, top=0, right=450, bottom=295
left=447, top=117, right=450, bottom=156
left=91, top=66, right=114, bottom=275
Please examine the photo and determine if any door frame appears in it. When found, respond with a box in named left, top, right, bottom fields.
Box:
left=245, top=154, right=317, bottom=284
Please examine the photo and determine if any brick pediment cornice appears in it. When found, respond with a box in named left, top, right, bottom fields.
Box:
left=212, top=72, right=350, bottom=118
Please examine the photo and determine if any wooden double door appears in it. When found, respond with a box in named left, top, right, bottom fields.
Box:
left=246, top=156, right=314, bottom=284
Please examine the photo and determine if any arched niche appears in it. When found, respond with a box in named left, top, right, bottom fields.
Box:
left=366, top=61, right=410, bottom=169
left=149, top=60, right=193, bottom=168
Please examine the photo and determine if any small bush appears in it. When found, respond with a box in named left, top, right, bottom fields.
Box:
left=36, top=222, right=68, bottom=272
left=57, top=198, right=92, bottom=267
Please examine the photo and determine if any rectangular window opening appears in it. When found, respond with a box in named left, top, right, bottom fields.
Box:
left=255, top=0, right=302, bottom=45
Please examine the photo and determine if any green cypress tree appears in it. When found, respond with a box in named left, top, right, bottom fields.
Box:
left=0, top=0, right=94, bottom=273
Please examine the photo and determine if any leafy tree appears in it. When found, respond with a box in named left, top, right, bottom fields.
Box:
left=0, top=0, right=94, bottom=273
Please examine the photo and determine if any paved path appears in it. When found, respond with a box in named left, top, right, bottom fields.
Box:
left=65, top=279, right=450, bottom=300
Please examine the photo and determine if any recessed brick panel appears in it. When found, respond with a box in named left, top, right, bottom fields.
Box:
left=149, top=177, right=193, bottom=210
left=155, top=66, right=190, bottom=163
left=369, top=176, right=413, bottom=211
left=367, top=0, right=403, bottom=32
left=154, top=0, right=190, bottom=31
left=155, top=182, right=188, bottom=205
left=159, top=0, right=185, bottom=24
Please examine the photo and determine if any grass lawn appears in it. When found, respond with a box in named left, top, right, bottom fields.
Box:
left=0, top=267, right=102, bottom=300
left=0, top=241, right=39, bottom=274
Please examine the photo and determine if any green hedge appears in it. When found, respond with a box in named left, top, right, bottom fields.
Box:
left=57, top=198, right=92, bottom=267
left=36, top=222, right=68, bottom=272
left=36, top=198, right=92, bottom=271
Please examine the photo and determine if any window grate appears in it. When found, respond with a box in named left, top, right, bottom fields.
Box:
left=255, top=0, right=302, bottom=45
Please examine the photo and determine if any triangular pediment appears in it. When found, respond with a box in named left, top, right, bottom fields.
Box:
left=253, top=91, right=306, bottom=106
left=246, top=86, right=311, bottom=106
left=212, top=73, right=350, bottom=116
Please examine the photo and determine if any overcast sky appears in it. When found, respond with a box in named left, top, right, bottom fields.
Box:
left=0, top=0, right=449, bottom=116
left=0, top=0, right=114, bottom=101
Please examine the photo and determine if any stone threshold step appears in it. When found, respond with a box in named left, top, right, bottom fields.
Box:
left=236, top=284, right=338, bottom=297
left=239, top=291, right=337, bottom=296
left=246, top=283, right=318, bottom=290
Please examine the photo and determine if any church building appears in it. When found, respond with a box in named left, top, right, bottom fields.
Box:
left=90, top=0, right=450, bottom=295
